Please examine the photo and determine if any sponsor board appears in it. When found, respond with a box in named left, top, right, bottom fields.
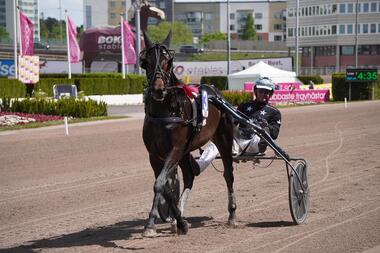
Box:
left=18, top=56, right=39, bottom=84
left=173, top=57, right=292, bottom=78
left=0, top=60, right=16, bottom=77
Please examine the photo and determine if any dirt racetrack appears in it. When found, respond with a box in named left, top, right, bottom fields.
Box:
left=1, top=101, right=380, bottom=253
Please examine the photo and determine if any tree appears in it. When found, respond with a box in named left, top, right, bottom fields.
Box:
left=40, top=17, right=66, bottom=41
left=147, top=21, right=193, bottom=46
left=199, top=32, right=227, bottom=45
left=0, top=26, right=9, bottom=39
left=241, top=14, right=256, bottom=40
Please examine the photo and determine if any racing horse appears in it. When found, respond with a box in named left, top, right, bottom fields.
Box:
left=141, top=30, right=237, bottom=237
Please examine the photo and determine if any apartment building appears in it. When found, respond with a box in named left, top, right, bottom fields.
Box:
left=174, top=0, right=286, bottom=41
left=286, top=0, right=380, bottom=71
left=1, top=0, right=39, bottom=41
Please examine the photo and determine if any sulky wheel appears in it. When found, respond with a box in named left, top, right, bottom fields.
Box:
left=288, top=160, right=310, bottom=225
left=158, top=172, right=180, bottom=223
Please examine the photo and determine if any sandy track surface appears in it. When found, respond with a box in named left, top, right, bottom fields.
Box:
left=1, top=101, right=379, bottom=252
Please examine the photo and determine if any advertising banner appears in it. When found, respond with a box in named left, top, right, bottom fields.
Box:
left=270, top=90, right=330, bottom=104
left=173, top=57, right=292, bottom=78
left=0, top=60, right=16, bottom=77
left=18, top=56, right=39, bottom=84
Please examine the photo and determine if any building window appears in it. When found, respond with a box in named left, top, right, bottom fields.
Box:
left=159, top=1, right=166, bottom=9
left=363, top=24, right=368, bottom=33
left=359, top=45, right=370, bottom=55
left=341, top=46, right=354, bottom=55
left=109, top=1, right=115, bottom=7
left=370, top=24, right=376, bottom=33
left=288, top=27, right=294, bottom=37
left=363, top=3, right=369, bottom=12
left=230, top=24, right=235, bottom=31
left=302, top=47, right=310, bottom=57
left=288, top=8, right=293, bottom=17
left=274, top=35, right=282, bottom=41
left=347, top=3, right=354, bottom=13
left=205, top=13, right=212, bottom=20
left=371, top=2, right=377, bottom=12
left=255, top=13, right=263, bottom=19
left=230, top=13, right=235, bottom=20
left=339, top=24, right=345, bottom=34
left=357, top=24, right=361, bottom=34
left=274, top=24, right=282, bottom=30
left=347, top=24, right=353, bottom=34
left=255, top=24, right=262, bottom=30
left=339, top=4, right=345, bottom=14
left=378, top=24, right=380, bottom=33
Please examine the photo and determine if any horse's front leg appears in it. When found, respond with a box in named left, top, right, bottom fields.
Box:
left=143, top=149, right=188, bottom=237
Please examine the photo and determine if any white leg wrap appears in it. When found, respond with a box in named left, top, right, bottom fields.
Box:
left=179, top=188, right=191, bottom=216
left=196, top=142, right=219, bottom=172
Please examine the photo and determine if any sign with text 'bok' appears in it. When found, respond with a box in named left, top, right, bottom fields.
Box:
left=0, top=60, right=16, bottom=77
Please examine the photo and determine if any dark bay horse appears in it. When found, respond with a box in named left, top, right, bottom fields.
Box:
left=141, top=31, right=236, bottom=237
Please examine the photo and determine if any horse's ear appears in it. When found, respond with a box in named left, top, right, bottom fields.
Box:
left=162, top=30, right=172, bottom=48
left=143, top=30, right=152, bottom=49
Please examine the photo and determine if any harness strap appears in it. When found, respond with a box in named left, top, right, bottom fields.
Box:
left=145, top=114, right=196, bottom=127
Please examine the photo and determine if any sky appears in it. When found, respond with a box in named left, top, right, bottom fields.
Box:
left=39, top=0, right=84, bottom=26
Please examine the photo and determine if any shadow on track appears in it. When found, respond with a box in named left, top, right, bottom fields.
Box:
left=0, top=216, right=212, bottom=252
left=246, top=220, right=295, bottom=228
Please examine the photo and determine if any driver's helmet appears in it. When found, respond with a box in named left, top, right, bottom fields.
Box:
left=254, top=77, right=275, bottom=93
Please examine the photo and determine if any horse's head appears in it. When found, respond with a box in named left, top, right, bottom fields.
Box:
left=140, top=30, right=175, bottom=102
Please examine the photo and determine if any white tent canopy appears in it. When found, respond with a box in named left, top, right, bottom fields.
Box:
left=228, top=61, right=299, bottom=90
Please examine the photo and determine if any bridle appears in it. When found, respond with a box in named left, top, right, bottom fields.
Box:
left=140, top=44, right=175, bottom=101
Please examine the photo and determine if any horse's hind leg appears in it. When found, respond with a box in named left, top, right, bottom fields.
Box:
left=214, top=121, right=237, bottom=227
left=178, top=153, right=196, bottom=216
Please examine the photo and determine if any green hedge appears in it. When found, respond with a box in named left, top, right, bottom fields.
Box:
left=221, top=90, right=252, bottom=106
left=332, top=72, right=380, bottom=101
left=40, top=72, right=123, bottom=78
left=0, top=74, right=147, bottom=97
left=0, top=79, right=27, bottom=97
left=297, top=75, right=324, bottom=84
left=2, top=97, right=107, bottom=118
left=200, top=76, right=228, bottom=91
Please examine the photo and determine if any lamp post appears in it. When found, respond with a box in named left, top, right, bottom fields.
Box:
left=227, top=0, right=231, bottom=75
left=295, top=0, right=299, bottom=75
left=355, top=0, right=359, bottom=67
left=133, top=0, right=142, bottom=75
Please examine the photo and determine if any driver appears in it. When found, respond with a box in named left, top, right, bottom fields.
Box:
left=196, top=77, right=282, bottom=173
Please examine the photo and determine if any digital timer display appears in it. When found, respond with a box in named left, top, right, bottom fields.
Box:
left=346, top=69, right=378, bottom=82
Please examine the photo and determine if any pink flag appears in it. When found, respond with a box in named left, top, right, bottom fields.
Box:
left=67, top=16, right=80, bottom=63
left=19, top=11, right=34, bottom=56
left=123, top=21, right=136, bottom=64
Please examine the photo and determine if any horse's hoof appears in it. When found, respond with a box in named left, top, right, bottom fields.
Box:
left=170, top=222, right=177, bottom=234
left=142, top=228, right=157, bottom=238
left=177, top=220, right=189, bottom=235
left=227, top=219, right=238, bottom=228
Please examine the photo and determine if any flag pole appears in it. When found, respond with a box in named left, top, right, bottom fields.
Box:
left=13, top=0, right=18, bottom=79
left=65, top=10, right=71, bottom=79
left=121, top=13, right=125, bottom=79
left=17, top=6, right=22, bottom=56
left=125, top=7, right=128, bottom=75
